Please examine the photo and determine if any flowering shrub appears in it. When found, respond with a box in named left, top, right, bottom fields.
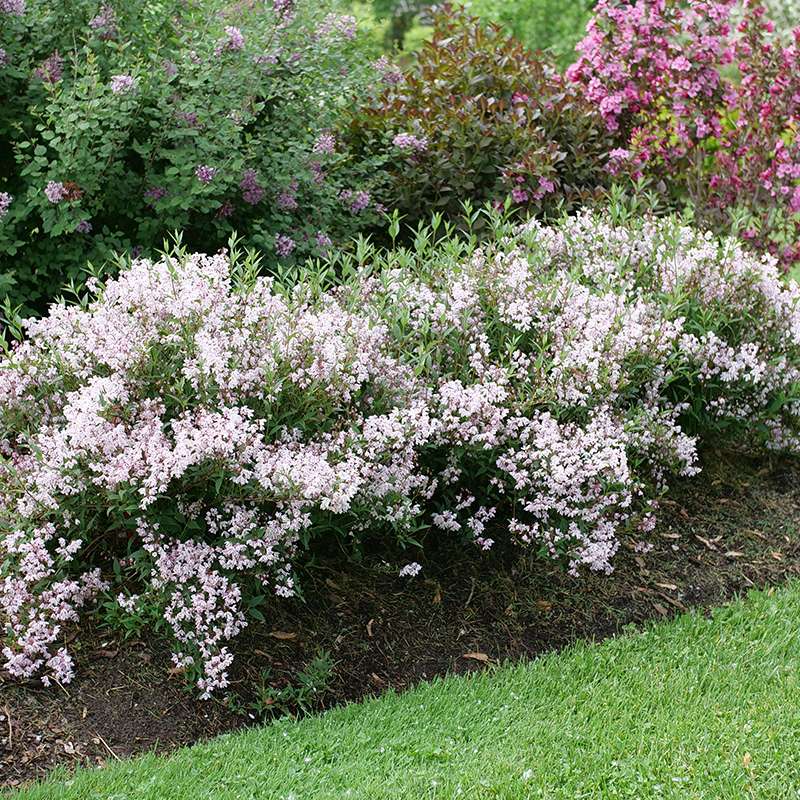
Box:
left=2, top=207, right=799, bottom=695
left=344, top=5, right=613, bottom=229
left=567, top=0, right=800, bottom=265
left=0, top=0, right=385, bottom=310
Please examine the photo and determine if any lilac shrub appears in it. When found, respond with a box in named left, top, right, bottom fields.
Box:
left=2, top=210, right=799, bottom=695
left=0, top=0, right=385, bottom=310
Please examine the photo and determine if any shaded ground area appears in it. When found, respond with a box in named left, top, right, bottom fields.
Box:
left=2, top=451, right=799, bottom=789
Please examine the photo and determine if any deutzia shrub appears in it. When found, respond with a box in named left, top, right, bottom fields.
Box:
left=2, top=209, right=799, bottom=695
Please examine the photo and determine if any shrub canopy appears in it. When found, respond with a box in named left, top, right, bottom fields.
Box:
left=0, top=0, right=384, bottom=311
left=2, top=208, right=799, bottom=695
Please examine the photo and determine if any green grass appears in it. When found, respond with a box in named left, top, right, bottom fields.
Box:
left=468, top=0, right=591, bottom=68
left=10, top=583, right=800, bottom=799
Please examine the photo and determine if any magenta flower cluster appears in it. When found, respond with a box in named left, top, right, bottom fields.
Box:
left=2, top=212, right=798, bottom=694
left=568, top=0, right=800, bottom=264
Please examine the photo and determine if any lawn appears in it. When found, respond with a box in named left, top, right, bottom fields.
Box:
left=9, top=582, right=800, bottom=800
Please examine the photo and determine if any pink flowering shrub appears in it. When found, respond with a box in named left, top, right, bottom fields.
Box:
left=0, top=0, right=385, bottom=310
left=2, top=209, right=799, bottom=695
left=567, top=0, right=800, bottom=265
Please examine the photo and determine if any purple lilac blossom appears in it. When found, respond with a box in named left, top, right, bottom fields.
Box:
left=88, top=4, right=117, bottom=39
left=0, top=191, right=11, bottom=219
left=195, top=165, right=217, bottom=184
left=274, top=234, right=295, bottom=256
left=392, top=132, right=428, bottom=152
left=0, top=0, right=25, bottom=14
left=309, top=162, right=325, bottom=184
left=317, top=13, right=357, bottom=40
left=34, top=51, right=63, bottom=84
left=272, top=0, right=294, bottom=22
left=276, top=180, right=298, bottom=210
left=176, top=111, right=199, bottom=127
left=144, top=186, right=167, bottom=205
left=340, top=189, right=370, bottom=213
left=372, top=56, right=403, bottom=85
left=313, top=133, right=336, bottom=155
left=216, top=26, right=245, bottom=54
left=240, top=170, right=264, bottom=205
left=44, top=181, right=67, bottom=204
left=110, top=74, right=135, bottom=94
left=75, top=220, right=93, bottom=234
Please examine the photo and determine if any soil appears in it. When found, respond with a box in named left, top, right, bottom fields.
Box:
left=2, top=450, right=800, bottom=790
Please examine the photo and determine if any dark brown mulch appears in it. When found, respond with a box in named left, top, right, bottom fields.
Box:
left=2, top=451, right=800, bottom=790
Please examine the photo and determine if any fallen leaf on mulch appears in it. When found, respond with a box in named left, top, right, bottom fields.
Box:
left=462, top=652, right=490, bottom=662
left=696, top=535, right=721, bottom=550
left=91, top=649, right=119, bottom=659
left=724, top=551, right=744, bottom=558
left=269, top=631, right=297, bottom=640
left=366, top=619, right=374, bottom=638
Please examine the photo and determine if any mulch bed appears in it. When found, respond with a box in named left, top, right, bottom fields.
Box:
left=2, top=450, right=799, bottom=790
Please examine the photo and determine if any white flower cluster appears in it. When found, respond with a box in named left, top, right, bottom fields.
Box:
left=2, top=211, right=798, bottom=693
